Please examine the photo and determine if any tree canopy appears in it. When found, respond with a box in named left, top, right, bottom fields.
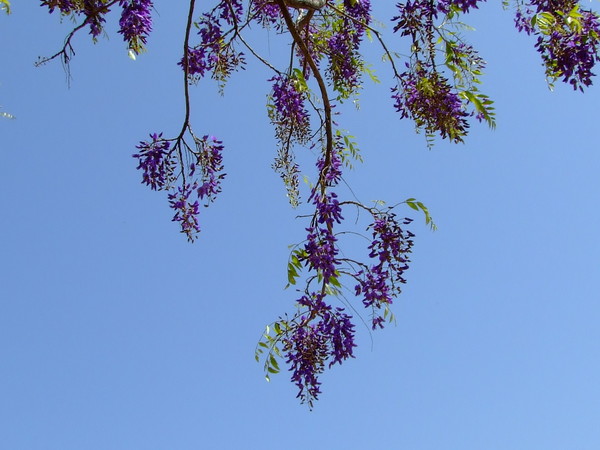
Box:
left=9, top=0, right=600, bottom=408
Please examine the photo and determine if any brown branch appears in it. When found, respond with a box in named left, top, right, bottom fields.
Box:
left=274, top=0, right=332, bottom=192
left=35, top=0, right=121, bottom=69
left=179, top=0, right=197, bottom=140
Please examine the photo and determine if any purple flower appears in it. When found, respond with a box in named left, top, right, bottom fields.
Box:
left=252, top=0, right=281, bottom=26
left=301, top=190, right=344, bottom=284
left=392, top=68, right=470, bottom=143
left=344, top=0, right=371, bottom=27
left=168, top=182, right=201, bottom=242
left=133, top=133, right=174, bottom=190
left=393, top=0, right=439, bottom=36
left=196, top=136, right=226, bottom=204
left=41, top=0, right=76, bottom=14
left=134, top=132, right=225, bottom=242
left=283, top=293, right=356, bottom=407
left=269, top=75, right=310, bottom=144
left=285, top=324, right=326, bottom=407
left=355, top=214, right=414, bottom=329
left=304, top=226, right=339, bottom=283
left=178, top=13, right=245, bottom=83
left=327, top=32, right=361, bottom=96
left=218, top=0, right=243, bottom=25
left=179, top=16, right=222, bottom=78
left=438, top=0, right=486, bottom=14
left=41, top=0, right=107, bottom=37
left=515, top=1, right=600, bottom=90
left=118, top=0, right=153, bottom=54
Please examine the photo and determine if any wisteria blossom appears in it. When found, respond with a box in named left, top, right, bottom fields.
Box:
left=118, top=0, right=153, bottom=54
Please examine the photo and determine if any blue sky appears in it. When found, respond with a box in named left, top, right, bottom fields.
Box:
left=2, top=2, right=600, bottom=449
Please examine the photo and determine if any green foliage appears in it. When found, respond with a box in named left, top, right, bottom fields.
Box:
left=404, top=198, right=437, bottom=231
left=461, top=90, right=496, bottom=129
left=255, top=320, right=289, bottom=381
left=336, top=129, right=363, bottom=170
left=285, top=247, right=307, bottom=288
left=441, top=33, right=497, bottom=130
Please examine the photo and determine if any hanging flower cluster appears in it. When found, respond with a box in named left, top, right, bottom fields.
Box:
left=41, top=0, right=153, bottom=49
left=392, top=68, right=471, bottom=142
left=283, top=293, right=356, bottom=407
left=324, top=0, right=371, bottom=98
left=179, top=1, right=245, bottom=85
left=355, top=215, right=415, bottom=330
left=118, top=0, right=153, bottom=55
left=134, top=134, right=225, bottom=241
left=391, top=0, right=497, bottom=142
left=514, top=0, right=600, bottom=90
left=132, top=132, right=175, bottom=191
left=438, top=0, right=486, bottom=14
left=269, top=74, right=311, bottom=144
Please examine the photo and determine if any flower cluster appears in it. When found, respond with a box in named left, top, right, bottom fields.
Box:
left=218, top=0, right=243, bottom=25
left=180, top=17, right=223, bottom=79
left=316, top=141, right=343, bottom=186
left=325, top=0, right=372, bottom=98
left=393, top=0, right=484, bottom=20
left=132, top=132, right=175, bottom=191
left=355, top=215, right=414, bottom=329
left=304, top=192, right=343, bottom=283
left=515, top=0, right=600, bottom=90
left=393, top=0, right=438, bottom=37
left=303, top=149, right=343, bottom=283
left=134, top=134, right=225, bottom=242
left=41, top=0, right=110, bottom=38
left=42, top=0, right=154, bottom=48
left=118, top=0, right=153, bottom=55
left=344, top=0, right=371, bottom=32
left=268, top=74, right=311, bottom=206
left=283, top=293, right=356, bottom=408
left=392, top=68, right=470, bottom=143
left=326, top=32, right=361, bottom=98
left=196, top=136, right=226, bottom=204
left=40, top=0, right=77, bottom=14
left=269, top=74, right=311, bottom=144
left=251, top=0, right=281, bottom=27
left=179, top=2, right=245, bottom=85
left=168, top=180, right=201, bottom=240
left=438, top=0, right=486, bottom=14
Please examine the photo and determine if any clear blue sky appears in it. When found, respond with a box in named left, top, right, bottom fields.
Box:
left=2, top=2, right=600, bottom=449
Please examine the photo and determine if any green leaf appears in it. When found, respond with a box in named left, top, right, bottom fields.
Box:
left=291, top=68, right=309, bottom=92
left=287, top=263, right=298, bottom=285
left=363, top=64, right=380, bottom=84
left=461, top=90, right=496, bottom=129
left=535, top=12, right=556, bottom=35
left=329, top=274, right=342, bottom=288
left=404, top=198, right=437, bottom=231
left=406, top=201, right=419, bottom=211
